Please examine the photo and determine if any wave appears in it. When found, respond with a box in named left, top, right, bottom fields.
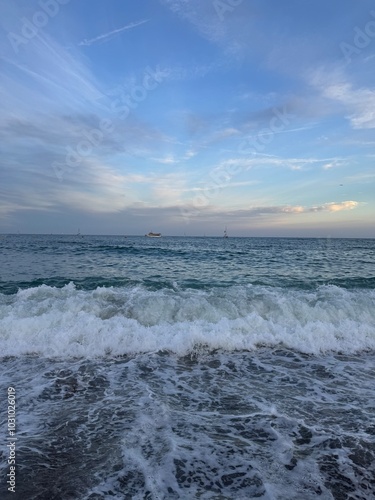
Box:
left=1, top=276, right=375, bottom=296
left=0, top=283, right=374, bottom=358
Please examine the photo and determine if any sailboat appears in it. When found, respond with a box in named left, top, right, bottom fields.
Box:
left=223, top=227, right=228, bottom=238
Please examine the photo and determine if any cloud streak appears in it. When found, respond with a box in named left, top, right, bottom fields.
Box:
left=220, top=200, right=359, bottom=216
left=79, top=20, right=149, bottom=47
left=175, top=200, right=360, bottom=222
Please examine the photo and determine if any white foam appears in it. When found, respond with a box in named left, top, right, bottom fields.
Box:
left=0, top=283, right=374, bottom=357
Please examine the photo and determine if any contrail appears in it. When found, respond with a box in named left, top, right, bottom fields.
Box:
left=79, top=19, right=149, bottom=47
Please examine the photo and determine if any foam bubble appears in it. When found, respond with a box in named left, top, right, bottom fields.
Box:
left=0, top=283, right=374, bottom=357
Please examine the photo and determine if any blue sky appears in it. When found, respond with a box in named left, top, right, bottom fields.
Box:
left=0, top=0, right=374, bottom=237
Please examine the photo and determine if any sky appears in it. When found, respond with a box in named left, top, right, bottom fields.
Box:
left=0, top=0, right=374, bottom=237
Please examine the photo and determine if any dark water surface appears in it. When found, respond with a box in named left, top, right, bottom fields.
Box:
left=0, top=235, right=374, bottom=498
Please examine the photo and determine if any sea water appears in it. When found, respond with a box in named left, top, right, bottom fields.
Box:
left=0, top=235, right=374, bottom=499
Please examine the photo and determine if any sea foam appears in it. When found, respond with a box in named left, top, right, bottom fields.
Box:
left=0, top=283, right=374, bottom=357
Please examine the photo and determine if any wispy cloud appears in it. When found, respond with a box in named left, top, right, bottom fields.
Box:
left=190, top=180, right=259, bottom=192
left=151, top=155, right=179, bottom=165
left=215, top=155, right=347, bottom=173
left=177, top=200, right=360, bottom=220
left=345, top=172, right=375, bottom=183
left=160, top=0, right=225, bottom=43
left=160, top=0, right=252, bottom=58
left=322, top=159, right=346, bottom=170
left=79, top=20, right=149, bottom=47
left=1, top=36, right=103, bottom=116
left=310, top=68, right=375, bottom=129
left=232, top=200, right=360, bottom=215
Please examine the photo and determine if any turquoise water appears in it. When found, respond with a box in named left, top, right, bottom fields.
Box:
left=0, top=235, right=374, bottom=498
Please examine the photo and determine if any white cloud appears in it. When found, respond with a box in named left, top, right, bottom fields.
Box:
left=1, top=35, right=103, bottom=116
left=184, top=149, right=197, bottom=159
left=160, top=0, right=251, bottom=58
left=217, top=155, right=346, bottom=173
left=151, top=155, right=179, bottom=165
left=322, top=159, right=346, bottom=170
left=310, top=69, right=375, bottom=129
left=314, top=201, right=359, bottom=212
left=150, top=172, right=189, bottom=206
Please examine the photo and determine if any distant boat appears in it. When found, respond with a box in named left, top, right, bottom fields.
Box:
left=145, top=232, right=162, bottom=238
left=224, top=227, right=228, bottom=238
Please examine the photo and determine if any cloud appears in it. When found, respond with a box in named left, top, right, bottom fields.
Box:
left=151, top=155, right=179, bottom=165
left=160, top=0, right=253, bottom=58
left=310, top=69, right=375, bottom=129
left=326, top=84, right=375, bottom=129
left=208, top=127, right=241, bottom=142
left=215, top=155, right=346, bottom=173
left=150, top=148, right=197, bottom=165
left=190, top=180, right=259, bottom=192
left=319, top=201, right=358, bottom=212
left=79, top=19, right=150, bottom=47
left=229, top=201, right=359, bottom=217
left=345, top=172, right=375, bottom=183
left=184, top=149, right=197, bottom=159
left=176, top=200, right=360, bottom=221
left=150, top=172, right=189, bottom=206
left=322, top=159, right=346, bottom=170
left=0, top=155, right=134, bottom=218
left=160, top=0, right=226, bottom=43
left=1, top=35, right=104, bottom=116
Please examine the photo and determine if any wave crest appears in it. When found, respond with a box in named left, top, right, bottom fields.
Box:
left=1, top=283, right=374, bottom=357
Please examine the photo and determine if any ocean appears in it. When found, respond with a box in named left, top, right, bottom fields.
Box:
left=0, top=234, right=374, bottom=499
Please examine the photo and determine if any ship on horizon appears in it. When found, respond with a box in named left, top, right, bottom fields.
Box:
left=145, top=231, right=162, bottom=238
